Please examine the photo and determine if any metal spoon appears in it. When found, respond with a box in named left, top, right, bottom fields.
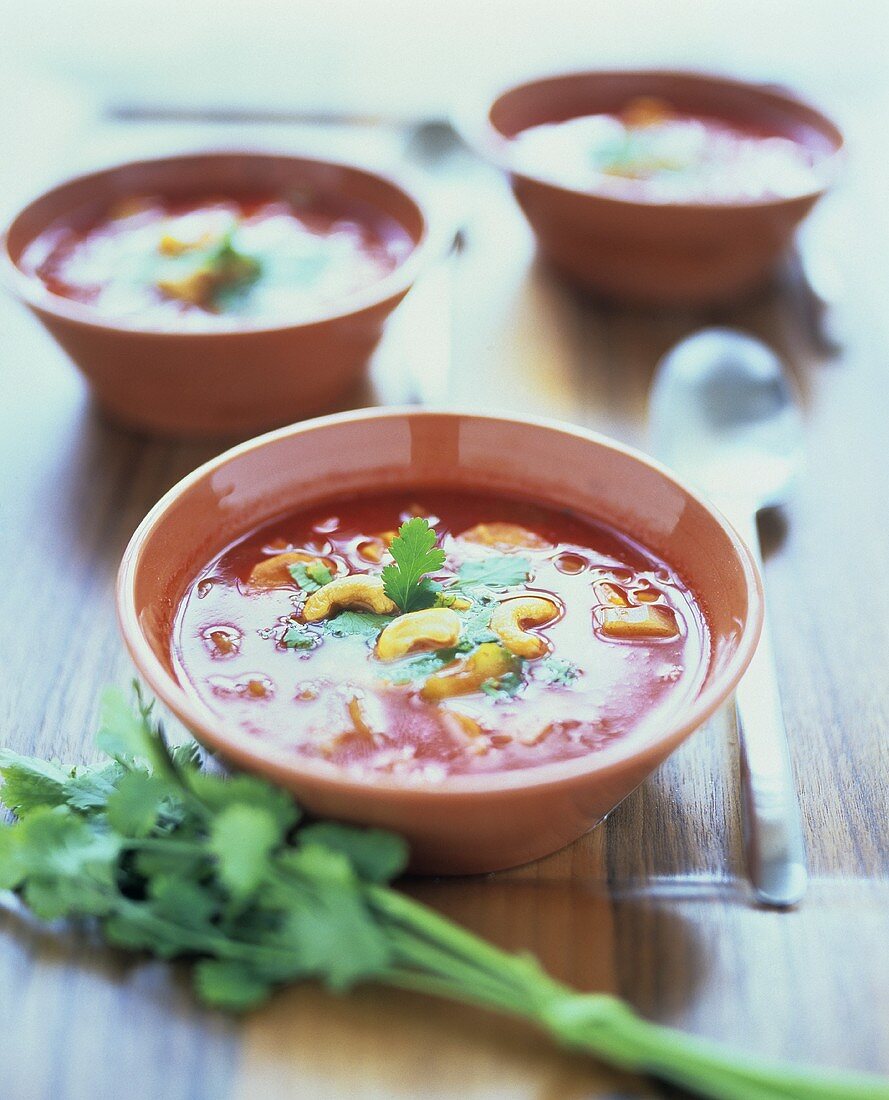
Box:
left=649, top=328, right=808, bottom=908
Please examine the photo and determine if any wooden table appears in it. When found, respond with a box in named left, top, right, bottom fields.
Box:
left=1, top=101, right=887, bottom=1100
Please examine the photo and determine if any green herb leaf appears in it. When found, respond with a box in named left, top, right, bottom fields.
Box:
left=106, top=771, right=168, bottom=838
left=206, top=231, right=263, bottom=302
left=454, top=598, right=499, bottom=652
left=535, top=657, right=581, bottom=686
left=188, top=772, right=299, bottom=834
left=455, top=555, right=531, bottom=591
left=282, top=623, right=317, bottom=649
left=0, top=752, right=69, bottom=816
left=323, top=611, right=394, bottom=640
left=97, top=686, right=173, bottom=779
left=382, top=518, right=446, bottom=613
left=5, top=807, right=120, bottom=918
left=275, top=845, right=392, bottom=989
left=208, top=803, right=283, bottom=899
left=298, top=823, right=408, bottom=883
left=0, top=825, right=26, bottom=889
left=288, top=561, right=334, bottom=593
left=480, top=670, right=524, bottom=700
left=146, top=874, right=219, bottom=931
left=195, top=959, right=274, bottom=1011
left=64, top=762, right=129, bottom=814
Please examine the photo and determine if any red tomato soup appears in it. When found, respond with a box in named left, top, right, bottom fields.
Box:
left=173, top=491, right=710, bottom=782
left=21, top=192, right=413, bottom=329
left=508, top=96, right=824, bottom=203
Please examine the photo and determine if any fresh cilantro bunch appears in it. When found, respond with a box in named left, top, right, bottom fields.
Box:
left=0, top=690, right=885, bottom=1099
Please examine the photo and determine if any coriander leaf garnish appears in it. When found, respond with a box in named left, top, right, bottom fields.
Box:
left=381, top=518, right=445, bottom=613
left=282, top=623, right=317, bottom=649
left=535, top=657, right=581, bottom=686
left=289, top=561, right=334, bottom=592
left=323, top=611, right=395, bottom=640
left=1, top=690, right=886, bottom=1099
left=454, top=597, right=500, bottom=652
left=454, top=555, right=531, bottom=591
left=480, top=670, right=524, bottom=700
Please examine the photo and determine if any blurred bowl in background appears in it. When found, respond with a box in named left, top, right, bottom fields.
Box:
left=460, top=69, right=844, bottom=307
left=2, top=152, right=433, bottom=437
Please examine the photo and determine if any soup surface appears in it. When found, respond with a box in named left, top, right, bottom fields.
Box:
left=508, top=96, right=823, bottom=203
left=174, top=491, right=710, bottom=782
left=23, top=192, right=413, bottom=328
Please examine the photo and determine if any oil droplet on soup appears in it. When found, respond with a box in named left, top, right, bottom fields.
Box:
left=173, top=490, right=710, bottom=780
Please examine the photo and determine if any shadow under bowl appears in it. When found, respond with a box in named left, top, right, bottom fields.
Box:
left=468, top=69, right=844, bottom=307
left=2, top=152, right=432, bottom=438
left=116, top=408, right=763, bottom=873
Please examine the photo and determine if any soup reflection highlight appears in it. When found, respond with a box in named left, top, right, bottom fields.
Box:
left=173, top=491, right=710, bottom=781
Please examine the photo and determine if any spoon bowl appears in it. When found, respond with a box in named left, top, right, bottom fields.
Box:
left=650, top=328, right=805, bottom=512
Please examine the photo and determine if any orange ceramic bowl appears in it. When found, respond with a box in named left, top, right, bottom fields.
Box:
left=2, top=153, right=433, bottom=437
left=117, top=408, right=763, bottom=874
left=463, top=70, right=843, bottom=306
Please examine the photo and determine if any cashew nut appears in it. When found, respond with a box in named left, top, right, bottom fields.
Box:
left=458, top=522, right=550, bottom=550
left=302, top=574, right=397, bottom=621
left=490, top=596, right=559, bottom=659
left=376, top=607, right=461, bottom=661
left=249, top=551, right=332, bottom=589
left=421, top=642, right=516, bottom=701
left=597, top=605, right=679, bottom=639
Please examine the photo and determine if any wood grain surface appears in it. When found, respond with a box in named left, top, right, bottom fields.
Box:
left=1, top=90, right=887, bottom=1100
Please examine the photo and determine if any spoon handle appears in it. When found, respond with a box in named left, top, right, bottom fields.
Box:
left=731, top=510, right=808, bottom=908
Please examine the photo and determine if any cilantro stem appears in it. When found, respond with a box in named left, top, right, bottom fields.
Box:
left=366, top=885, right=563, bottom=1005
left=380, top=966, right=524, bottom=1014
left=367, top=887, right=887, bottom=1100
left=381, top=927, right=533, bottom=1016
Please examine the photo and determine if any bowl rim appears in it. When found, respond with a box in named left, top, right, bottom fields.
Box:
left=117, top=406, right=764, bottom=797
left=1, top=149, right=440, bottom=337
left=454, top=66, right=845, bottom=212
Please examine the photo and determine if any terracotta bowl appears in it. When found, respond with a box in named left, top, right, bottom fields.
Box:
left=463, top=70, right=843, bottom=306
left=117, top=408, right=763, bottom=874
left=2, top=153, right=432, bottom=437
